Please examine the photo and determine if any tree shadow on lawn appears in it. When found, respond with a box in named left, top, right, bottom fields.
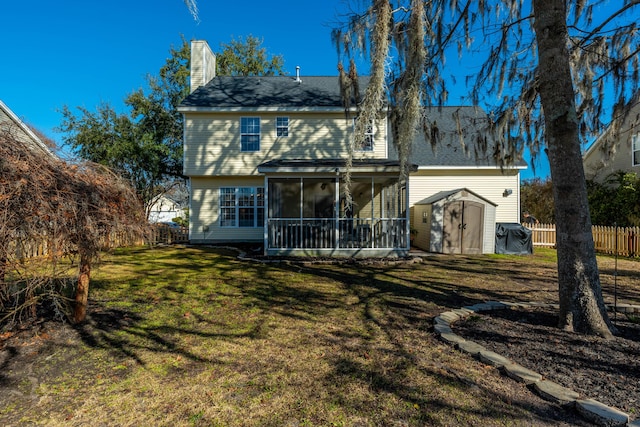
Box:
left=326, top=352, right=590, bottom=426
left=49, top=248, right=631, bottom=425
left=72, top=302, right=270, bottom=367
left=265, top=260, right=592, bottom=425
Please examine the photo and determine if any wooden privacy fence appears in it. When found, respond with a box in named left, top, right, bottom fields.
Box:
left=86, top=224, right=190, bottom=248
left=145, top=225, right=189, bottom=245
left=6, top=225, right=189, bottom=261
left=592, top=225, right=640, bottom=257
left=525, top=223, right=640, bottom=257
left=525, top=223, right=556, bottom=248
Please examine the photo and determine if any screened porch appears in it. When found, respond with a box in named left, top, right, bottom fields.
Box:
left=264, top=174, right=409, bottom=256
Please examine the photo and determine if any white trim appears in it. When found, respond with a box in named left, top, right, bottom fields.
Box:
left=258, top=166, right=403, bottom=174
left=240, top=116, right=261, bottom=152
left=178, top=106, right=360, bottom=113
left=275, top=116, right=289, bottom=137
left=352, top=117, right=374, bottom=152
left=632, top=133, right=640, bottom=167
left=416, top=165, right=527, bottom=170
left=219, top=186, right=265, bottom=228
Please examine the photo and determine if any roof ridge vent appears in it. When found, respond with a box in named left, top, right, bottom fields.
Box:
left=294, top=66, right=302, bottom=83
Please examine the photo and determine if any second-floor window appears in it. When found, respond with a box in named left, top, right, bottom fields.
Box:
left=633, top=133, right=640, bottom=167
left=241, top=117, right=260, bottom=152
left=276, top=117, right=289, bottom=137
left=353, top=118, right=374, bottom=151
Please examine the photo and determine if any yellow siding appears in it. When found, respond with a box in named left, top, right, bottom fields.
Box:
left=190, top=40, right=216, bottom=92
left=184, top=112, right=388, bottom=176
left=409, top=169, right=520, bottom=223
left=190, top=176, right=264, bottom=242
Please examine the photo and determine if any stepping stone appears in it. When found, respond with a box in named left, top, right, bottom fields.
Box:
left=575, top=399, right=629, bottom=427
left=485, top=301, right=508, bottom=310
left=433, top=323, right=453, bottom=334
left=456, top=340, right=487, bottom=356
left=434, top=316, right=451, bottom=326
left=533, top=380, right=579, bottom=405
left=438, top=311, right=461, bottom=323
left=478, top=350, right=511, bottom=368
left=452, top=307, right=474, bottom=317
left=438, top=331, right=467, bottom=345
left=502, top=363, right=543, bottom=384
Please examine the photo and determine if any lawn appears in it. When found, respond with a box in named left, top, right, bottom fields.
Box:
left=1, top=246, right=638, bottom=426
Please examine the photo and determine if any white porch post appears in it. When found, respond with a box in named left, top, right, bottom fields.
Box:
left=405, top=178, right=410, bottom=251
left=334, top=170, right=340, bottom=248
left=263, top=176, right=269, bottom=256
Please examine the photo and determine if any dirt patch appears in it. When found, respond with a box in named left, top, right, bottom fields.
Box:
left=453, top=306, right=640, bottom=417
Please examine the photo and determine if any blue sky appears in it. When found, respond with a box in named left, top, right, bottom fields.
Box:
left=2, top=0, right=548, bottom=179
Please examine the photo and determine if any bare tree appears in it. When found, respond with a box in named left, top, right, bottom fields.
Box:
left=1, top=128, right=145, bottom=326
left=335, top=0, right=640, bottom=337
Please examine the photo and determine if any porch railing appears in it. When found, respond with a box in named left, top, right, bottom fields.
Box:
left=267, top=218, right=408, bottom=250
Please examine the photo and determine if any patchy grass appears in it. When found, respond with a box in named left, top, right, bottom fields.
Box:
left=1, top=246, right=639, bottom=426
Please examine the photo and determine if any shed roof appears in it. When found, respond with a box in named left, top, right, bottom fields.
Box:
left=415, top=188, right=497, bottom=206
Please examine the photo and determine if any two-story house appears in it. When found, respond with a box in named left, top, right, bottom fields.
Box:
left=583, top=100, right=640, bottom=182
left=179, top=40, right=524, bottom=257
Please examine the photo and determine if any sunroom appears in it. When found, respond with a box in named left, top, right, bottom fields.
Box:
left=258, top=159, right=414, bottom=257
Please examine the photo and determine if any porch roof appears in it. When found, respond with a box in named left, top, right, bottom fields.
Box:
left=257, top=159, right=417, bottom=174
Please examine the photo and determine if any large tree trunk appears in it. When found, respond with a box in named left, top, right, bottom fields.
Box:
left=73, top=254, right=91, bottom=323
left=532, top=0, right=614, bottom=338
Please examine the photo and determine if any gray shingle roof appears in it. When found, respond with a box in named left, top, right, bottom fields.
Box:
left=389, top=106, right=528, bottom=168
left=258, top=159, right=417, bottom=174
left=180, top=75, right=370, bottom=109
left=415, top=188, right=497, bottom=206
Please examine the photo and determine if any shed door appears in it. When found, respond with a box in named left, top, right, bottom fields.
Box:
left=443, top=201, right=484, bottom=254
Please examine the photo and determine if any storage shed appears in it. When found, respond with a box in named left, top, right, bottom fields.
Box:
left=413, top=188, right=497, bottom=254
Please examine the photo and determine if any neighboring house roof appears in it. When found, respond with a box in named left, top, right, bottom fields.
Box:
left=582, top=99, right=640, bottom=180
left=0, top=99, right=54, bottom=157
left=179, top=75, right=371, bottom=111
left=389, top=106, right=527, bottom=169
left=415, top=188, right=498, bottom=206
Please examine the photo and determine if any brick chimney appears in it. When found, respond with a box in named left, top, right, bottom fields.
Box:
left=190, top=40, right=216, bottom=93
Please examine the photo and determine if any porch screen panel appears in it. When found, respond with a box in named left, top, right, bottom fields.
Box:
left=303, top=178, right=335, bottom=219
left=269, top=179, right=301, bottom=218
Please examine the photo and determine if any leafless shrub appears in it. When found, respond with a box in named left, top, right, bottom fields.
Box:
left=1, top=127, right=146, bottom=328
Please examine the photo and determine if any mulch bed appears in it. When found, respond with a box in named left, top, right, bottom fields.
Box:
left=452, top=307, right=640, bottom=417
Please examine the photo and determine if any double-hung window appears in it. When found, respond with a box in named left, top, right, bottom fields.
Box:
left=633, top=133, right=640, bottom=167
left=219, top=187, right=264, bottom=227
left=241, top=117, right=260, bottom=152
left=353, top=118, right=374, bottom=151
left=276, top=116, right=289, bottom=137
